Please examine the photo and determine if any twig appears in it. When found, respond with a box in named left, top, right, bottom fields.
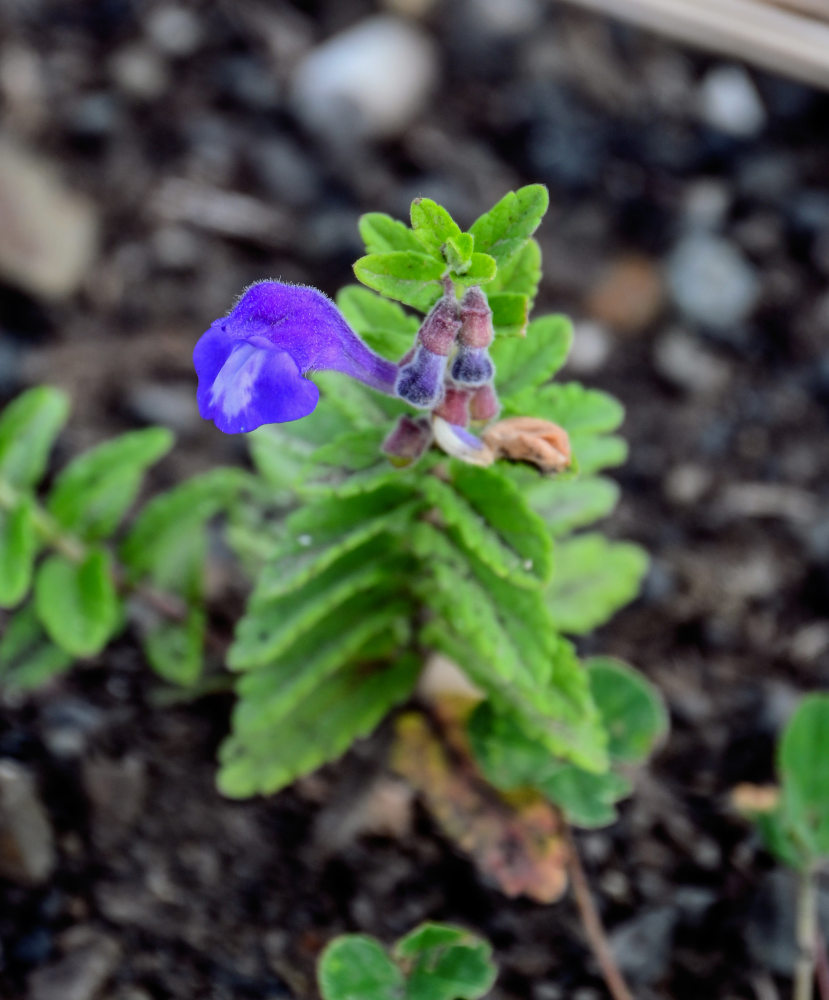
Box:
left=794, top=867, right=818, bottom=1000
left=563, top=823, right=635, bottom=1000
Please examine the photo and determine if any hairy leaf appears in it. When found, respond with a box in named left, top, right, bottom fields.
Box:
left=514, top=382, right=624, bottom=435
left=359, top=212, right=425, bottom=255
left=353, top=252, right=445, bottom=312
left=570, top=433, right=628, bottom=475
left=492, top=315, right=573, bottom=399
left=336, top=285, right=418, bottom=359
left=510, top=473, right=620, bottom=537
left=487, top=239, right=541, bottom=302
left=47, top=427, right=173, bottom=541
left=410, top=197, right=463, bottom=255
left=0, top=603, right=72, bottom=691
left=586, top=657, right=668, bottom=763
left=35, top=549, right=119, bottom=657
left=451, top=253, right=497, bottom=287
left=444, top=233, right=475, bottom=273
left=0, top=386, right=69, bottom=490
left=468, top=185, right=549, bottom=267
left=547, top=534, right=648, bottom=635
left=218, top=653, right=420, bottom=797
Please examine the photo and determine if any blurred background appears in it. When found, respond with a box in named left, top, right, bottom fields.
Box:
left=1, top=1, right=828, bottom=998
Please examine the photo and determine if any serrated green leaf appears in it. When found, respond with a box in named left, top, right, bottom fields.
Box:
left=35, top=549, right=119, bottom=657
left=521, top=382, right=624, bottom=435
left=354, top=252, right=445, bottom=312
left=570, top=433, right=628, bottom=475
left=469, top=185, right=549, bottom=267
left=336, top=285, right=419, bottom=360
left=0, top=386, right=69, bottom=490
left=410, top=197, right=463, bottom=255
left=319, top=935, right=405, bottom=1000
left=586, top=657, right=668, bottom=763
left=492, top=315, right=573, bottom=399
left=0, top=603, right=72, bottom=691
left=547, top=534, right=648, bottom=635
left=487, top=238, right=542, bottom=300
left=230, top=534, right=414, bottom=670
left=359, top=212, right=425, bottom=255
left=218, top=652, right=420, bottom=797
left=513, top=473, right=620, bottom=536
left=142, top=606, right=204, bottom=686
left=0, top=497, right=37, bottom=608
left=47, top=427, right=173, bottom=541
left=444, top=234, right=474, bottom=273
left=445, top=463, right=553, bottom=585
left=451, top=253, right=496, bottom=288
left=396, top=923, right=497, bottom=1000
left=311, top=428, right=387, bottom=472
left=487, top=292, right=529, bottom=339
left=779, top=694, right=829, bottom=858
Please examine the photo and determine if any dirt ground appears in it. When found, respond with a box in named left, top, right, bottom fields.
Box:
left=1, top=2, right=828, bottom=998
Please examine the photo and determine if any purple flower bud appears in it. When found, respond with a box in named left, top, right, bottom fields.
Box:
left=450, top=344, right=494, bottom=387
left=193, top=281, right=399, bottom=434
left=458, top=286, right=493, bottom=348
left=418, top=295, right=461, bottom=356
left=382, top=415, right=432, bottom=467
left=433, top=386, right=470, bottom=426
left=395, top=345, right=447, bottom=409
left=469, top=383, right=500, bottom=421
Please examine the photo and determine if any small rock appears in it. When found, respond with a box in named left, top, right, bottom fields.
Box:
left=314, top=776, right=414, bottom=851
left=40, top=698, right=106, bottom=759
left=653, top=330, right=731, bottom=394
left=109, top=44, right=169, bottom=100
left=0, top=759, right=56, bottom=886
left=610, top=906, right=677, bottom=984
left=83, top=756, right=147, bottom=849
left=27, top=927, right=120, bottom=1000
left=291, top=16, right=438, bottom=140
left=698, top=65, right=766, bottom=138
left=145, top=6, right=203, bottom=57
left=568, top=321, right=612, bottom=374
left=682, top=180, right=731, bottom=231
left=663, top=463, right=714, bottom=505
left=467, top=0, right=542, bottom=37
left=666, top=234, right=760, bottom=331
left=0, top=137, right=98, bottom=299
left=586, top=254, right=665, bottom=334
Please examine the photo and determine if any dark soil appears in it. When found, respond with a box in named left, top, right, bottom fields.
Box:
left=1, top=2, right=828, bottom=999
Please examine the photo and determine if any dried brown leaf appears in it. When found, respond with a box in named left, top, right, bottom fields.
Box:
left=483, top=416, right=571, bottom=473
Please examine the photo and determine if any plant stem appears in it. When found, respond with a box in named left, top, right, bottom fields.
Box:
left=816, top=928, right=829, bottom=1000
left=794, top=867, right=818, bottom=1000
left=563, top=823, right=636, bottom=1000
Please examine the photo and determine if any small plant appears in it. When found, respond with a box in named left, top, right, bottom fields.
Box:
left=317, top=923, right=496, bottom=1000
left=737, top=694, right=829, bottom=1000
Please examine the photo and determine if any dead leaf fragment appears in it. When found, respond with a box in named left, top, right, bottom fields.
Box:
left=483, top=416, right=571, bottom=473
left=391, top=712, right=569, bottom=903
left=731, top=783, right=780, bottom=814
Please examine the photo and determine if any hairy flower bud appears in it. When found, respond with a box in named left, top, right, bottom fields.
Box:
left=396, top=345, right=446, bottom=408
left=469, top=383, right=500, bottom=422
left=458, top=286, right=493, bottom=348
left=382, top=414, right=432, bottom=467
left=418, top=295, right=461, bottom=356
left=450, top=344, right=494, bottom=387
left=433, top=386, right=470, bottom=426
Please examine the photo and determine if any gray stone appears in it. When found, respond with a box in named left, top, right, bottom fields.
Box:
left=666, top=234, right=760, bottom=330
left=83, top=756, right=147, bottom=849
left=40, top=698, right=106, bottom=759
left=610, top=905, right=677, bottom=984
left=28, top=927, right=120, bottom=1000
left=291, top=16, right=438, bottom=140
left=698, top=65, right=766, bottom=138
left=0, top=759, right=55, bottom=886
left=145, top=6, right=203, bottom=57
left=0, top=136, right=98, bottom=299
left=653, top=329, right=731, bottom=394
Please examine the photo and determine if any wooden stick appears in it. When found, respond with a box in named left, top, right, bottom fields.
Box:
left=553, top=0, right=829, bottom=91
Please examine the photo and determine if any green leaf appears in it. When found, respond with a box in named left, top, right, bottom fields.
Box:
left=354, top=252, right=445, bottom=312
left=0, top=497, right=37, bottom=608
left=0, top=386, right=70, bottom=490
left=491, top=315, right=573, bottom=399
left=515, top=473, right=620, bottom=537
left=311, top=428, right=388, bottom=472
left=586, top=657, right=668, bottom=763
left=142, top=607, right=205, bottom=686
left=336, top=285, right=419, bottom=359
left=35, top=549, right=119, bottom=657
left=218, top=652, right=420, bottom=798
left=319, top=935, right=405, bottom=1000
left=487, top=238, right=542, bottom=301
left=396, top=923, right=497, bottom=1000
left=487, top=292, right=529, bottom=339
left=779, top=694, right=829, bottom=857
left=359, top=212, right=425, bottom=255
left=47, top=427, right=173, bottom=541
left=0, top=603, right=72, bottom=691
left=410, top=197, right=463, bottom=255
left=469, top=185, right=549, bottom=267
left=547, top=534, right=648, bottom=635
left=446, top=463, right=553, bottom=585
left=444, top=234, right=475, bottom=273
left=451, top=253, right=496, bottom=288
left=569, top=434, right=628, bottom=475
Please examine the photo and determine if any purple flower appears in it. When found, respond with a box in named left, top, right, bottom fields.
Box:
left=194, top=281, right=399, bottom=434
